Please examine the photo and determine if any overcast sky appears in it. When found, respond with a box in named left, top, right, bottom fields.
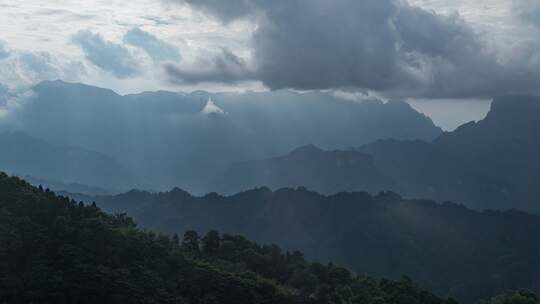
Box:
left=0, top=0, right=538, bottom=128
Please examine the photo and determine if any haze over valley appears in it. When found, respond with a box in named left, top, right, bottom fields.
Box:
left=1, top=1, right=540, bottom=303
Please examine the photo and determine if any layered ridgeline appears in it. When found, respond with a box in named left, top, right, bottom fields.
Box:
left=212, top=144, right=397, bottom=195
left=215, top=95, right=540, bottom=212
left=78, top=187, right=540, bottom=303
left=0, top=131, right=134, bottom=192
left=0, top=172, right=457, bottom=304
left=1, top=80, right=441, bottom=193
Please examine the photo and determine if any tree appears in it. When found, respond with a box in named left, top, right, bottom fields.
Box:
left=202, top=230, right=221, bottom=255
left=490, top=290, right=538, bottom=304
left=182, top=230, right=200, bottom=254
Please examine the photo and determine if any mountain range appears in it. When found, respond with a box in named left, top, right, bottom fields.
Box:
left=0, top=80, right=442, bottom=193
left=215, top=95, right=540, bottom=212
left=1, top=172, right=463, bottom=304
left=72, top=186, right=540, bottom=303
left=0, top=131, right=133, bottom=190
left=3, top=81, right=540, bottom=303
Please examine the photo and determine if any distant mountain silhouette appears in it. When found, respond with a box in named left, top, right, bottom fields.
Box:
left=75, top=186, right=540, bottom=303
left=4, top=80, right=442, bottom=193
left=215, top=95, right=540, bottom=212
left=0, top=131, right=134, bottom=190
left=361, top=95, right=540, bottom=211
left=214, top=144, right=397, bottom=195
left=20, top=174, right=119, bottom=196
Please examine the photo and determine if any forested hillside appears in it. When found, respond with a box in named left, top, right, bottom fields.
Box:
left=0, top=172, right=456, bottom=304
left=81, top=186, right=540, bottom=303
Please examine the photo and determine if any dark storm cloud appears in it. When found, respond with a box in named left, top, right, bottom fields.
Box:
left=253, top=0, right=413, bottom=92
left=124, top=28, right=181, bottom=62
left=394, top=5, right=480, bottom=59
left=176, top=0, right=540, bottom=98
left=165, top=48, right=253, bottom=84
left=72, top=30, right=138, bottom=78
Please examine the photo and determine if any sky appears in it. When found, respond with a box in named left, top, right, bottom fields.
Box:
left=0, top=0, right=538, bottom=129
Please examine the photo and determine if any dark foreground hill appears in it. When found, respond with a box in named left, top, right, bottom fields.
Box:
left=79, top=186, right=540, bottom=303
left=215, top=95, right=540, bottom=212
left=0, top=172, right=457, bottom=304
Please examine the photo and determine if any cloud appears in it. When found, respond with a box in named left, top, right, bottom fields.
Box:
left=520, top=3, right=540, bottom=27
left=0, top=42, right=80, bottom=90
left=0, top=83, right=8, bottom=107
left=179, top=0, right=540, bottom=98
left=124, top=28, right=181, bottom=62
left=165, top=48, right=253, bottom=84
left=201, top=97, right=227, bottom=115
left=0, top=41, right=10, bottom=59
left=175, top=0, right=255, bottom=23
left=72, top=30, right=138, bottom=78
left=0, top=48, right=85, bottom=91
left=253, top=0, right=408, bottom=92
left=0, top=86, right=36, bottom=124
left=142, top=16, right=173, bottom=26
left=18, top=52, right=60, bottom=77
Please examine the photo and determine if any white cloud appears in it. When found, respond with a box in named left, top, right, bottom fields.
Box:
left=202, top=98, right=227, bottom=115
left=0, top=42, right=86, bottom=92
left=0, top=0, right=252, bottom=93
left=0, top=88, right=36, bottom=125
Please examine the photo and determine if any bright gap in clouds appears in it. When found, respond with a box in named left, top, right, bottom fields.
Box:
left=408, top=98, right=491, bottom=131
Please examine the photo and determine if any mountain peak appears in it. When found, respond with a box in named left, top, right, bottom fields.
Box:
left=34, top=80, right=119, bottom=97
left=289, top=144, right=323, bottom=155
left=169, top=187, right=193, bottom=199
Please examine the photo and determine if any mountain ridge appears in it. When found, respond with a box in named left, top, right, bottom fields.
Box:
left=214, top=95, right=540, bottom=212
left=0, top=130, right=135, bottom=190
left=74, top=184, right=540, bottom=303
left=3, top=80, right=443, bottom=193
left=1, top=171, right=461, bottom=304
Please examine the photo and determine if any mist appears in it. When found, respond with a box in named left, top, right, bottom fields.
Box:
left=0, top=80, right=441, bottom=193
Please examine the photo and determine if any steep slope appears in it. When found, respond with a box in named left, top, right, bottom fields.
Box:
left=0, top=172, right=452, bottom=304
left=6, top=80, right=442, bottom=192
left=214, top=144, right=397, bottom=195
left=360, top=95, right=540, bottom=211
left=85, top=187, right=540, bottom=303
left=214, top=95, right=540, bottom=212
left=0, top=131, right=134, bottom=190
left=21, top=175, right=118, bottom=196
